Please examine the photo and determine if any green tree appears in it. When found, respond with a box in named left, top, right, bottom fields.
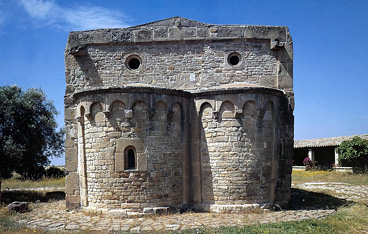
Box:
left=0, top=85, right=64, bottom=200
left=338, top=136, right=368, bottom=170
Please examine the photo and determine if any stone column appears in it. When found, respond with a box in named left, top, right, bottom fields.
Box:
left=77, top=111, right=88, bottom=207
left=334, top=147, right=339, bottom=167
left=307, top=149, right=314, bottom=161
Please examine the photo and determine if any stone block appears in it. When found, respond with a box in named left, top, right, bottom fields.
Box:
left=115, top=153, right=124, bottom=172
left=65, top=147, right=78, bottom=172
left=134, top=29, right=153, bottom=42
left=137, top=153, right=147, bottom=171
left=65, top=172, right=79, bottom=195
left=154, top=28, right=168, bottom=40
left=66, top=195, right=80, bottom=209
left=116, top=138, right=144, bottom=153
left=64, top=107, right=76, bottom=121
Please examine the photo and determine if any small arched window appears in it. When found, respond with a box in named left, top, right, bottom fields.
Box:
left=124, top=146, right=136, bottom=170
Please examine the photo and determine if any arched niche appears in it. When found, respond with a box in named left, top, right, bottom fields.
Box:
left=172, top=102, right=183, bottom=123
left=263, top=101, right=274, bottom=121
left=199, top=102, right=213, bottom=120
left=154, top=101, right=168, bottom=121
left=90, top=102, right=105, bottom=122
left=77, top=104, right=87, bottom=122
left=242, top=100, right=257, bottom=119
left=110, top=100, right=126, bottom=126
left=219, top=101, right=235, bottom=119
left=241, top=100, right=257, bottom=131
left=132, top=100, right=148, bottom=121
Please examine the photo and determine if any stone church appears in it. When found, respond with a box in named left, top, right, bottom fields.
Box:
left=64, top=17, right=294, bottom=215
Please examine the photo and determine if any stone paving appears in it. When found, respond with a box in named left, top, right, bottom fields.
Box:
left=16, top=201, right=335, bottom=232
left=12, top=182, right=367, bottom=233
left=293, top=182, right=368, bottom=204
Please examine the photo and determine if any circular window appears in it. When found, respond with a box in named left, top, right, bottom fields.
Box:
left=125, top=55, right=142, bottom=70
left=227, top=52, right=241, bottom=66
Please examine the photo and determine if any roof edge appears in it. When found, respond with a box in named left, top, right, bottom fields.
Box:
left=66, top=17, right=292, bottom=52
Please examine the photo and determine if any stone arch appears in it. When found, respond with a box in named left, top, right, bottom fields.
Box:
left=80, top=105, right=86, bottom=118
left=78, top=104, right=86, bottom=118
left=154, top=101, right=168, bottom=111
left=199, top=102, right=213, bottom=119
left=242, top=100, right=257, bottom=119
left=169, top=102, right=183, bottom=137
left=241, top=100, right=257, bottom=133
left=264, top=101, right=274, bottom=121
left=219, top=101, right=235, bottom=119
left=154, top=101, right=168, bottom=121
left=132, top=100, right=148, bottom=120
left=110, top=100, right=126, bottom=126
left=172, top=102, right=183, bottom=123
left=198, top=102, right=214, bottom=204
left=124, top=146, right=137, bottom=170
left=115, top=138, right=146, bottom=172
left=90, top=102, right=104, bottom=122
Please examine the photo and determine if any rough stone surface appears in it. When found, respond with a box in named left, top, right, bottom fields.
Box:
left=16, top=182, right=363, bottom=232
left=8, top=201, right=29, bottom=213
left=64, top=17, right=294, bottom=213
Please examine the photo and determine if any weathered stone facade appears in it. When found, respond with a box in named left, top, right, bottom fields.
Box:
left=64, top=17, right=294, bottom=214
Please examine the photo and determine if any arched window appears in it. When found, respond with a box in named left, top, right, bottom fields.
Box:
left=124, top=146, right=136, bottom=170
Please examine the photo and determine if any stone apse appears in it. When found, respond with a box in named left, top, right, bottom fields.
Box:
left=64, top=17, right=294, bottom=215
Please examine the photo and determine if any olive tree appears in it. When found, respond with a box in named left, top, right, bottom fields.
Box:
left=0, top=85, right=64, bottom=200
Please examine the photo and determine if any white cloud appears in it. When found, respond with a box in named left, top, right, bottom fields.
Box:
left=0, top=1, right=8, bottom=27
left=20, top=0, right=54, bottom=19
left=18, top=0, right=130, bottom=30
left=63, top=6, right=130, bottom=30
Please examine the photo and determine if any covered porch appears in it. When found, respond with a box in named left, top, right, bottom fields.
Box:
left=293, top=134, right=368, bottom=169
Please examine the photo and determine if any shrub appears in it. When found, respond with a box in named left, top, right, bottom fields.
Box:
left=44, top=166, right=65, bottom=178
left=338, top=136, right=368, bottom=171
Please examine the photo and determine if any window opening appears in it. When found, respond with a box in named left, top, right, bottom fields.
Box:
left=126, top=55, right=142, bottom=70
left=124, top=146, right=136, bottom=170
left=227, top=52, right=241, bottom=66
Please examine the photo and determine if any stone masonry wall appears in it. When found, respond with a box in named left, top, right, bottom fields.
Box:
left=66, top=40, right=278, bottom=92
left=64, top=18, right=294, bottom=212
left=191, top=90, right=293, bottom=212
left=67, top=91, right=189, bottom=213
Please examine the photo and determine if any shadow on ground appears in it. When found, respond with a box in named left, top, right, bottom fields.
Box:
left=1, top=191, right=65, bottom=204
left=1, top=188, right=352, bottom=212
left=288, top=188, right=353, bottom=210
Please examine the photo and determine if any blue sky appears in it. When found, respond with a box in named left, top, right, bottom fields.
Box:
left=1, top=0, right=367, bottom=165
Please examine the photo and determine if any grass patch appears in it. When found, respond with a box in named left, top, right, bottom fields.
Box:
left=292, top=169, right=368, bottom=185
left=0, top=207, right=26, bottom=234
left=1, top=177, right=65, bottom=190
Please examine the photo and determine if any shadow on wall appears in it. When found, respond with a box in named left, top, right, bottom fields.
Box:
left=199, top=103, right=214, bottom=204
left=197, top=99, right=276, bottom=205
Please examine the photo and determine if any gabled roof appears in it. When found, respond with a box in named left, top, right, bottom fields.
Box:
left=294, top=134, right=368, bottom=148
left=66, top=17, right=292, bottom=52
left=128, top=17, right=209, bottom=28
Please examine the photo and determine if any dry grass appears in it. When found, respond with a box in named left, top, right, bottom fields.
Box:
left=292, top=169, right=368, bottom=185
left=1, top=177, right=65, bottom=190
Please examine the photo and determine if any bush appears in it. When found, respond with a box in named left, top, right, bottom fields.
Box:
left=338, top=137, right=368, bottom=171
left=44, top=166, right=65, bottom=178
